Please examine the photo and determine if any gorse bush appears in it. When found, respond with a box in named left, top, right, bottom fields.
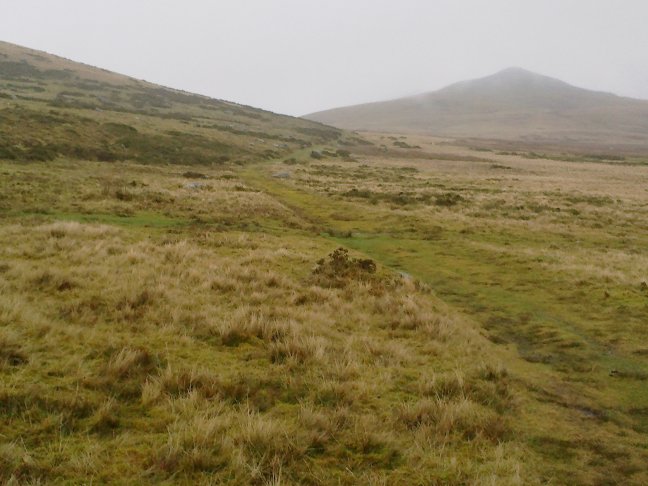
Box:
left=311, top=247, right=376, bottom=287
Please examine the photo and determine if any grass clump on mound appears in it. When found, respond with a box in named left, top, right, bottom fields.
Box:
left=311, top=247, right=377, bottom=287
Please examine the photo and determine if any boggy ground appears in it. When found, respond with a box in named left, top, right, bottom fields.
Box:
left=1, top=135, right=648, bottom=484
left=242, top=133, right=648, bottom=483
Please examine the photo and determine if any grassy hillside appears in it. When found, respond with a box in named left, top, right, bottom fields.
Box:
left=305, top=68, right=648, bottom=152
left=2, top=43, right=648, bottom=484
left=0, top=41, right=356, bottom=165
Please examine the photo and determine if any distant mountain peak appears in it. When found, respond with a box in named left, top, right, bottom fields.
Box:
left=440, top=67, right=571, bottom=95
left=494, top=66, right=537, bottom=76
left=305, top=67, right=648, bottom=147
left=490, top=66, right=567, bottom=84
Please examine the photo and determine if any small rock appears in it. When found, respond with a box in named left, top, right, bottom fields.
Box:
left=272, top=171, right=290, bottom=179
left=185, top=182, right=205, bottom=189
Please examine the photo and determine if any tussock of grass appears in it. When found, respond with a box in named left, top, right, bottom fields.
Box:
left=0, top=209, right=526, bottom=483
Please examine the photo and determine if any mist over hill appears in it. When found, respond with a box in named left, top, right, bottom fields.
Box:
left=305, top=68, right=648, bottom=150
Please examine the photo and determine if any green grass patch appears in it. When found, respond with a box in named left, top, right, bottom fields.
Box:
left=11, top=210, right=190, bottom=228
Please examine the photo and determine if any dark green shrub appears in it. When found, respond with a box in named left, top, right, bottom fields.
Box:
left=0, top=144, right=17, bottom=160
left=182, top=171, right=208, bottom=179
left=296, top=126, right=341, bottom=142
left=312, top=248, right=376, bottom=287
left=336, top=149, right=351, bottom=158
left=103, top=122, right=138, bottom=136
left=393, top=141, right=421, bottom=149
left=24, top=144, right=58, bottom=161
left=344, top=188, right=373, bottom=199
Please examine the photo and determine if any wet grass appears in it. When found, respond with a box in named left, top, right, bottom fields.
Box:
left=9, top=210, right=190, bottom=228
left=1, top=157, right=538, bottom=484
left=237, top=139, right=648, bottom=483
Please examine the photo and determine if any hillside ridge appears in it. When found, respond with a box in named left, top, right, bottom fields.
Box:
left=0, top=40, right=354, bottom=166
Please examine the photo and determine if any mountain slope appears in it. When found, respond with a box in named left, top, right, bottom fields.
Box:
left=305, top=68, right=648, bottom=148
left=0, top=41, right=354, bottom=165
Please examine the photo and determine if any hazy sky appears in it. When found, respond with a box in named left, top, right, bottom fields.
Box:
left=2, top=0, right=648, bottom=115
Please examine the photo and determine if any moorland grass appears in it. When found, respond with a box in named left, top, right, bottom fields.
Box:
left=237, top=134, right=648, bottom=484
left=1, top=159, right=535, bottom=485
left=2, top=40, right=648, bottom=483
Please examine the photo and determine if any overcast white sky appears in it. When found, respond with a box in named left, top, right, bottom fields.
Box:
left=2, top=0, right=648, bottom=115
